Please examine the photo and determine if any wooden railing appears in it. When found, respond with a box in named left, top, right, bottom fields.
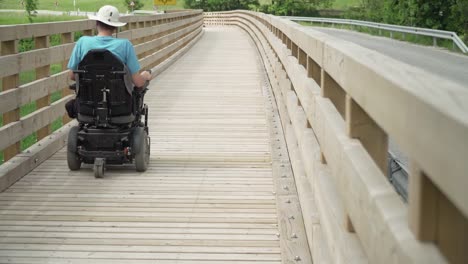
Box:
left=205, top=11, right=468, bottom=264
left=0, top=10, right=204, bottom=190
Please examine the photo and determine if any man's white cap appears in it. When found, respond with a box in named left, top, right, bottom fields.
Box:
left=88, top=5, right=126, bottom=27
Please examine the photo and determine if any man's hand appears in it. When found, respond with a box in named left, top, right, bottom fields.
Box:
left=140, top=70, right=152, bottom=81
left=132, top=70, right=152, bottom=88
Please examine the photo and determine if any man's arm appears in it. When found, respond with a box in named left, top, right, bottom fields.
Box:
left=68, top=70, right=75, bottom=81
left=126, top=40, right=152, bottom=88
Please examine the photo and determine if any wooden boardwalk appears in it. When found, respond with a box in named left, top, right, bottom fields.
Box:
left=0, top=27, right=310, bottom=263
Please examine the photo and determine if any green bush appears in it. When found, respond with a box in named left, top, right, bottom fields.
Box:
left=124, top=0, right=144, bottom=11
left=184, top=0, right=259, bottom=12
left=345, top=0, right=467, bottom=40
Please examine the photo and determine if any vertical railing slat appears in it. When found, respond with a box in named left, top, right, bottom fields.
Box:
left=35, top=35, right=52, bottom=141
left=61, top=32, right=74, bottom=125
left=1, top=40, right=20, bottom=161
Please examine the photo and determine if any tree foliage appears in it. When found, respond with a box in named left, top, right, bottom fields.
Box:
left=346, top=0, right=467, bottom=42
left=124, top=0, right=144, bottom=11
left=25, top=0, right=39, bottom=23
left=185, top=0, right=331, bottom=16
left=185, top=0, right=259, bottom=11
left=259, top=0, right=332, bottom=16
left=449, top=0, right=468, bottom=42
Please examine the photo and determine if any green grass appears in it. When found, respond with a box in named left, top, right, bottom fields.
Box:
left=0, top=12, right=85, bottom=25
left=0, top=0, right=185, bottom=12
left=332, top=0, right=360, bottom=9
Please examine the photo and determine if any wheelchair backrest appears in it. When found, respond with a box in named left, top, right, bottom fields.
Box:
left=75, top=49, right=134, bottom=124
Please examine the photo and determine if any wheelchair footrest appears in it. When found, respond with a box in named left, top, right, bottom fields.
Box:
left=78, top=150, right=127, bottom=163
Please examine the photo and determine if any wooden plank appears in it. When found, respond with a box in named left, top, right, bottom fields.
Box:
left=0, top=43, right=74, bottom=79
left=0, top=122, right=73, bottom=192
left=0, top=11, right=202, bottom=42
left=139, top=29, right=203, bottom=69
left=307, top=56, right=321, bottom=86
left=134, top=20, right=202, bottom=56
left=61, top=32, right=74, bottom=125
left=0, top=96, right=72, bottom=151
left=0, top=221, right=278, bottom=229
left=0, top=17, right=201, bottom=79
left=321, top=69, right=345, bottom=119
left=1, top=39, right=20, bottom=161
left=409, top=163, right=468, bottom=264
left=0, top=251, right=281, bottom=261
left=0, top=258, right=282, bottom=264
left=260, top=35, right=313, bottom=263
left=0, top=20, right=93, bottom=42
left=298, top=48, right=306, bottom=69
left=436, top=192, right=468, bottom=264
left=0, top=244, right=280, bottom=254
left=408, top=164, right=438, bottom=241
left=35, top=35, right=51, bottom=141
left=0, top=72, right=68, bottom=115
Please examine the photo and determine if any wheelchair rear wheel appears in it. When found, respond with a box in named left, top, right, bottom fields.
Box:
left=134, top=127, right=149, bottom=172
left=67, top=126, right=81, bottom=171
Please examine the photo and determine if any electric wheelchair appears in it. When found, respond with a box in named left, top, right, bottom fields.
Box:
left=67, top=49, right=150, bottom=178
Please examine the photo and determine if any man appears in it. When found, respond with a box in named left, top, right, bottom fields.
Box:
left=66, top=5, right=151, bottom=117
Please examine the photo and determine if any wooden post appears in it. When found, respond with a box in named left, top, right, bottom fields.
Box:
left=83, top=29, right=93, bottom=36
left=345, top=214, right=355, bottom=233
left=345, top=95, right=388, bottom=174
left=307, top=57, right=321, bottom=85
left=1, top=40, right=20, bottom=161
left=408, top=165, right=468, bottom=264
left=408, top=165, right=440, bottom=242
left=298, top=49, right=307, bottom=69
left=291, top=43, right=298, bottom=59
left=320, top=152, right=327, bottom=164
left=321, top=69, right=345, bottom=119
left=436, top=193, right=468, bottom=264
left=35, top=36, right=51, bottom=141
left=61, top=32, right=74, bottom=125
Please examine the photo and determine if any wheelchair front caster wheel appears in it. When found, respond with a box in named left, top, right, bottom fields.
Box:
left=94, top=158, right=105, bottom=178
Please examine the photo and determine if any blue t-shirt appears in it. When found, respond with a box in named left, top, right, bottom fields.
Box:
left=67, top=36, right=140, bottom=74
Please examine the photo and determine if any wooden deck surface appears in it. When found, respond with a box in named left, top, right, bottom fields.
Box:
left=0, top=27, right=310, bottom=263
